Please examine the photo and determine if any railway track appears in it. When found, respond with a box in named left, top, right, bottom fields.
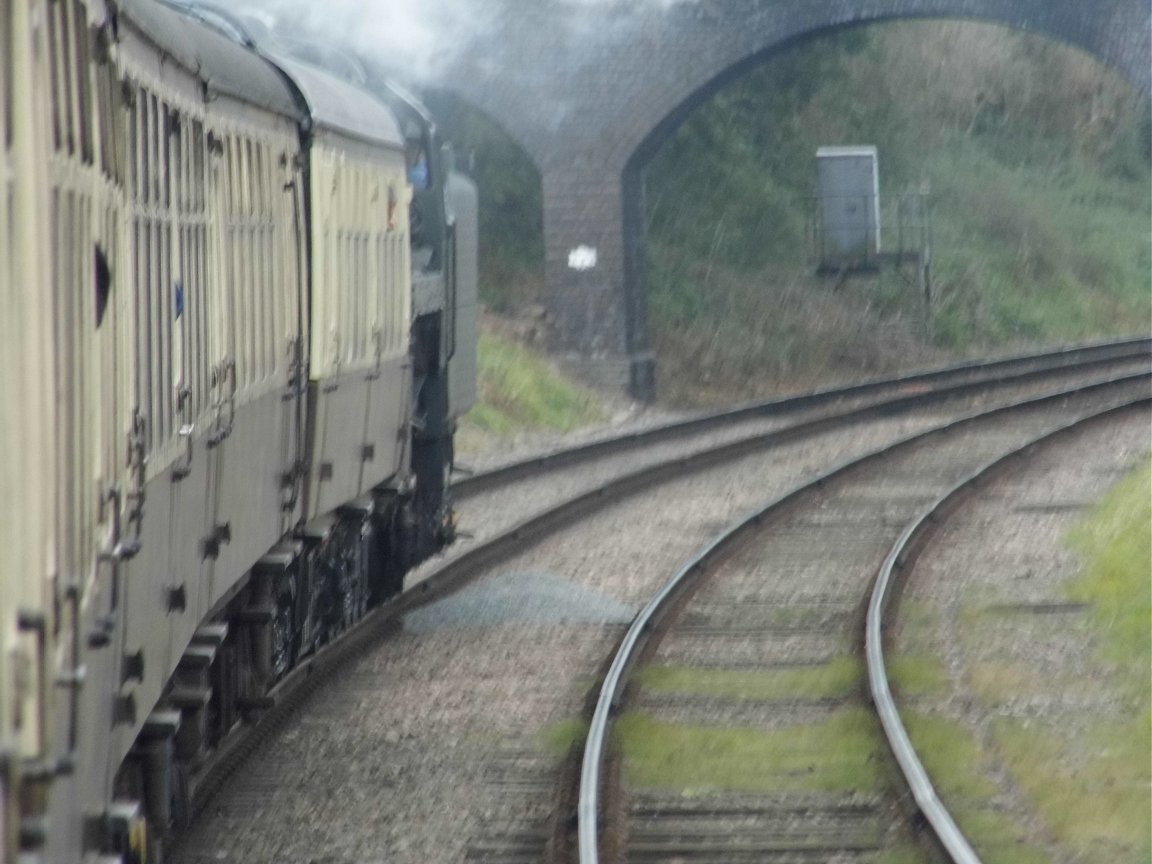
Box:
left=882, top=403, right=1151, bottom=863
left=402, top=340, right=1151, bottom=610
left=453, top=336, right=1150, bottom=500
left=578, top=375, right=1149, bottom=864
left=169, top=340, right=1149, bottom=863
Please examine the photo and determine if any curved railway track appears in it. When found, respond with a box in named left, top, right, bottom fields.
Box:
left=453, top=336, right=1150, bottom=499
left=578, top=377, right=1149, bottom=864
left=169, top=340, right=1150, bottom=863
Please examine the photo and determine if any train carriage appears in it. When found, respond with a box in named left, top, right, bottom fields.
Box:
left=1, top=0, right=133, bottom=857
left=1, top=0, right=477, bottom=860
left=269, top=50, right=415, bottom=520
left=1, top=2, right=59, bottom=860
left=6, top=2, right=315, bottom=860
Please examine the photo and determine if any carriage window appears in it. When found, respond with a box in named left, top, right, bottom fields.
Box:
left=95, top=59, right=118, bottom=180
left=191, top=120, right=204, bottom=211
left=170, top=108, right=183, bottom=211
left=149, top=94, right=161, bottom=206
left=58, top=0, right=75, bottom=154
left=135, top=221, right=151, bottom=448
left=72, top=0, right=93, bottom=164
left=94, top=244, right=111, bottom=328
left=129, top=93, right=143, bottom=203
left=2, top=4, right=12, bottom=151
left=162, top=103, right=175, bottom=209
left=158, top=213, right=172, bottom=441
left=46, top=0, right=63, bottom=150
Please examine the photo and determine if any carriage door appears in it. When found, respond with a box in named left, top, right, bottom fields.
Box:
left=207, top=131, right=237, bottom=454
left=199, top=127, right=239, bottom=611
left=279, top=148, right=307, bottom=525
left=90, top=25, right=129, bottom=597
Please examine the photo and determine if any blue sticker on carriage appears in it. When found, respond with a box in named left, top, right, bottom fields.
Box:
left=175, top=281, right=184, bottom=319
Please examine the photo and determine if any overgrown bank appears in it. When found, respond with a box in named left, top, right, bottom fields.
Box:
left=433, top=21, right=1150, bottom=408
left=646, top=22, right=1150, bottom=403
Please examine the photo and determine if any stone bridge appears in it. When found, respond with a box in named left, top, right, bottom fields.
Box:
left=427, top=0, right=1151, bottom=399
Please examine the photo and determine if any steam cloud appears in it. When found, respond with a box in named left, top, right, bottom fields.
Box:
left=218, top=0, right=700, bottom=83
left=232, top=0, right=498, bottom=81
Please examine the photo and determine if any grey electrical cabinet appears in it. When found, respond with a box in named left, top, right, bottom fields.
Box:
left=816, top=146, right=881, bottom=263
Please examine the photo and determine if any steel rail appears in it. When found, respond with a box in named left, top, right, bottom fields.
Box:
left=190, top=356, right=1098, bottom=817
left=182, top=355, right=1149, bottom=837
left=577, top=371, right=1151, bottom=864
left=189, top=362, right=1149, bottom=824
left=864, top=395, right=1150, bottom=864
left=455, top=336, right=1150, bottom=497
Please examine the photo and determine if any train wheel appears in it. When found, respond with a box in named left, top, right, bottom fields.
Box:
left=270, top=583, right=297, bottom=679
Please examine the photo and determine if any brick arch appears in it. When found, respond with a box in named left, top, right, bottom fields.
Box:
left=431, top=0, right=1150, bottom=397
left=621, top=2, right=1148, bottom=171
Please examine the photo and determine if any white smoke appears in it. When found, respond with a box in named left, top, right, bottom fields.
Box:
left=199, top=0, right=699, bottom=84
left=559, top=0, right=699, bottom=5
left=224, top=0, right=498, bottom=82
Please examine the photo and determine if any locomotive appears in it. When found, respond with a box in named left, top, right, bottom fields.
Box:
left=0, top=0, right=478, bottom=861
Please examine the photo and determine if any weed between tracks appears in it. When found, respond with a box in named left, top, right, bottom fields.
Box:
left=991, top=456, right=1151, bottom=863
left=1065, top=458, right=1152, bottom=689
left=539, top=718, right=590, bottom=757
left=636, top=658, right=863, bottom=701
left=616, top=706, right=886, bottom=794
left=992, top=719, right=1150, bottom=863
left=887, top=711, right=1046, bottom=864
left=976, top=457, right=1152, bottom=863
left=898, top=456, right=1151, bottom=864
left=634, top=656, right=948, bottom=702
left=884, top=655, right=949, bottom=697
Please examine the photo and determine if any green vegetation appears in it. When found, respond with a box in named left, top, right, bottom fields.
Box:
left=637, top=658, right=862, bottom=700
left=646, top=22, right=1150, bottom=402
left=900, top=711, right=999, bottom=800
left=539, top=717, right=590, bottom=756
left=898, top=458, right=1152, bottom=863
left=1065, top=457, right=1152, bottom=687
left=991, top=718, right=1151, bottom=863
left=976, top=456, right=1152, bottom=863
left=455, top=332, right=604, bottom=452
left=433, top=22, right=1148, bottom=409
left=876, top=845, right=937, bottom=864
left=965, top=660, right=1046, bottom=703
left=884, top=654, right=948, bottom=697
left=617, top=708, right=886, bottom=794
left=900, top=712, right=1044, bottom=864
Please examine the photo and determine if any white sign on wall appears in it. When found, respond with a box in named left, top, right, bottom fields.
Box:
left=568, top=245, right=598, bottom=271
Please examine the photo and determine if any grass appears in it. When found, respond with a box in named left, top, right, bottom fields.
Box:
left=642, top=23, right=1150, bottom=406
left=901, top=458, right=1152, bottom=863
left=899, top=712, right=998, bottom=800
left=1065, top=457, right=1152, bottom=686
left=924, top=142, right=1152, bottom=349
left=899, top=711, right=1045, bottom=864
left=991, top=717, right=1152, bottom=863
left=973, top=456, right=1152, bottom=863
left=884, top=654, right=948, bottom=697
left=636, top=654, right=951, bottom=702
left=875, top=844, right=938, bottom=864
left=539, top=717, right=589, bottom=757
left=636, top=658, right=863, bottom=701
left=456, top=331, right=604, bottom=452
left=965, top=660, right=1043, bottom=703
left=616, top=707, right=887, bottom=794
